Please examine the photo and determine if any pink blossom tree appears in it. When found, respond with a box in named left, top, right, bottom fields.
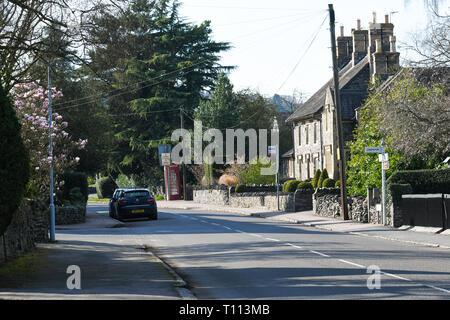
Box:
left=12, top=81, right=87, bottom=198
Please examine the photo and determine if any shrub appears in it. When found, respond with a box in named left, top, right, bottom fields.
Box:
left=218, top=174, right=239, bottom=186
left=387, top=168, right=450, bottom=194
left=317, top=168, right=329, bottom=189
left=116, top=174, right=137, bottom=188
left=0, top=83, right=30, bottom=236
left=235, top=184, right=247, bottom=193
left=69, top=187, right=85, bottom=205
left=96, top=177, right=118, bottom=199
left=312, top=169, right=321, bottom=188
left=155, top=195, right=164, bottom=201
left=57, top=171, right=88, bottom=204
left=285, top=180, right=301, bottom=192
left=238, top=157, right=275, bottom=185
left=335, top=180, right=341, bottom=188
left=297, top=181, right=314, bottom=190
left=322, top=178, right=336, bottom=188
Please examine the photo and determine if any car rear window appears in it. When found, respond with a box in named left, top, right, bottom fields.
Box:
left=123, top=191, right=150, bottom=198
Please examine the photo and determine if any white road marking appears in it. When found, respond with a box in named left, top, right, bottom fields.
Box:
left=286, top=243, right=303, bottom=249
left=380, top=271, right=411, bottom=282
left=338, top=259, right=366, bottom=269
left=424, top=284, right=450, bottom=294
left=309, top=250, right=330, bottom=258
left=264, top=237, right=280, bottom=242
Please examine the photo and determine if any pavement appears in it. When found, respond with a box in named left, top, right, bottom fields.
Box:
left=156, top=200, right=450, bottom=250
left=0, top=203, right=192, bottom=300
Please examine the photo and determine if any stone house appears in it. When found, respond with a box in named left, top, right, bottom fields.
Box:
left=285, top=14, right=400, bottom=181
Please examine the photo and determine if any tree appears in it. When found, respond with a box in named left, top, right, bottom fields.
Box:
left=85, top=0, right=232, bottom=184
left=12, top=82, right=87, bottom=198
left=195, top=73, right=239, bottom=129
left=0, top=0, right=120, bottom=90
left=0, top=82, right=29, bottom=235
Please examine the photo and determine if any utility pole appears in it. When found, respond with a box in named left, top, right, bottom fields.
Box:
left=180, top=106, right=186, bottom=200
left=48, top=65, right=56, bottom=241
left=328, top=4, right=349, bottom=220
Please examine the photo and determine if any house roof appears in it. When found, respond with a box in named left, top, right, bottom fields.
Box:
left=281, top=148, right=294, bottom=158
left=286, top=57, right=370, bottom=123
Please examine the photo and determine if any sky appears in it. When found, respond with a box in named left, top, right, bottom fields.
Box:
left=178, top=0, right=450, bottom=99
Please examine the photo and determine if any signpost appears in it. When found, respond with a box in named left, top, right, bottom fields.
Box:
left=365, top=139, right=388, bottom=225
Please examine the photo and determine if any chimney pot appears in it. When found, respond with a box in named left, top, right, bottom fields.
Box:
left=385, top=15, right=389, bottom=23
left=357, top=19, right=361, bottom=30
left=373, top=12, right=377, bottom=24
left=340, top=26, right=344, bottom=37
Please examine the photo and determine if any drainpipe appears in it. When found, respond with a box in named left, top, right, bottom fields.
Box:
left=291, top=122, right=297, bottom=179
left=319, top=116, right=324, bottom=170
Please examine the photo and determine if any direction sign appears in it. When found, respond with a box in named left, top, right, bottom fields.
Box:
left=268, top=146, right=277, bottom=156
left=383, top=161, right=389, bottom=170
left=365, top=147, right=385, bottom=154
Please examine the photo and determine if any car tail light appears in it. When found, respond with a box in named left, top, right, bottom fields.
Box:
left=118, top=199, right=128, bottom=205
left=146, top=198, right=155, bottom=203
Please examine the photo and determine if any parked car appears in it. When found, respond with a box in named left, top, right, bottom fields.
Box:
left=109, top=188, right=157, bottom=221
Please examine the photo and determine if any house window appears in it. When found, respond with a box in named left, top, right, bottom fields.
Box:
left=305, top=125, right=309, bottom=145
left=314, top=122, right=317, bottom=144
left=298, top=125, right=301, bottom=146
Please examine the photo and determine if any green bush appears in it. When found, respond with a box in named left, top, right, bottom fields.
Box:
left=388, top=183, right=413, bottom=206
left=387, top=168, right=450, bottom=194
left=335, top=180, right=341, bottom=188
left=238, top=158, right=275, bottom=185
left=116, top=174, right=137, bottom=188
left=235, top=184, right=247, bottom=193
left=322, top=178, right=336, bottom=188
left=317, top=168, right=329, bottom=189
left=312, top=169, right=321, bottom=188
left=285, top=180, right=301, bottom=192
left=57, top=171, right=88, bottom=204
left=96, top=177, right=118, bottom=199
left=69, top=187, right=85, bottom=205
left=155, top=195, right=164, bottom=201
left=297, top=181, right=314, bottom=190
left=0, top=83, right=30, bottom=236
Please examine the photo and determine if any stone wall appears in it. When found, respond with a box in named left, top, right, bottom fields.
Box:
left=229, top=194, right=265, bottom=208
left=55, top=205, right=86, bottom=225
left=0, top=199, right=49, bottom=263
left=313, top=188, right=393, bottom=225
left=193, top=188, right=229, bottom=205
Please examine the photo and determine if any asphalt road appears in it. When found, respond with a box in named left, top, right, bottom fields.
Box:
left=58, top=204, right=450, bottom=300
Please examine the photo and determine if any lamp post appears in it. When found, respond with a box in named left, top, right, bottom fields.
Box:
left=48, top=64, right=55, bottom=242
left=272, top=117, right=280, bottom=211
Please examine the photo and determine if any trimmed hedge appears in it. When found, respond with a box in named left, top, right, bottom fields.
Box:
left=58, top=171, right=88, bottom=204
left=284, top=180, right=301, bottom=192
left=312, top=169, right=321, bottom=188
left=297, top=181, right=314, bottom=190
left=96, top=177, right=118, bottom=199
left=235, top=184, right=247, bottom=193
left=322, top=178, right=336, bottom=188
left=317, top=169, right=329, bottom=189
left=0, top=83, right=30, bottom=236
left=388, top=183, right=413, bottom=205
left=387, top=168, right=450, bottom=194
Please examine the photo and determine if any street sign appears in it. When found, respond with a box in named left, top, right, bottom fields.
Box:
left=365, top=147, right=385, bottom=153
left=268, top=146, right=277, bottom=156
left=161, top=153, right=171, bottom=166
left=158, top=144, right=172, bottom=166
left=378, top=153, right=389, bottom=162
left=383, top=161, right=389, bottom=170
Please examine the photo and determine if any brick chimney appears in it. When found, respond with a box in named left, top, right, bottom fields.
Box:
left=351, top=19, right=368, bottom=66
left=336, top=26, right=353, bottom=68
left=368, top=13, right=400, bottom=82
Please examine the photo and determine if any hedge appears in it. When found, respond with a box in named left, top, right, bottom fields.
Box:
left=388, top=183, right=413, bottom=206
left=58, top=171, right=88, bottom=204
left=322, top=178, right=336, bottom=188
left=235, top=184, right=247, bottom=193
left=312, top=169, right=321, bottom=188
left=317, top=169, right=329, bottom=189
left=297, top=181, right=314, bottom=190
left=96, top=177, right=118, bottom=199
left=0, top=83, right=30, bottom=236
left=284, top=180, right=301, bottom=192
left=387, top=168, right=450, bottom=194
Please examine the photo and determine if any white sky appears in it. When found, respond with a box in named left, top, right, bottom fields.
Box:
left=179, top=0, right=450, bottom=98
